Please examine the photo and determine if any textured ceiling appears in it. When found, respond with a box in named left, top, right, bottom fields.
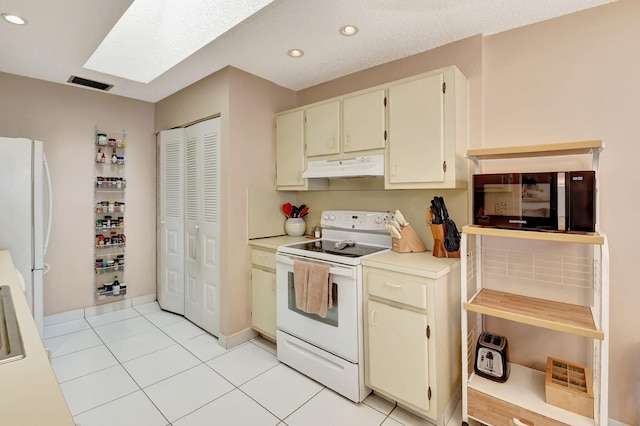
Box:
left=0, top=0, right=616, bottom=103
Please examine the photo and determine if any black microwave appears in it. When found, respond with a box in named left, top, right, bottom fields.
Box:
left=473, top=171, right=596, bottom=233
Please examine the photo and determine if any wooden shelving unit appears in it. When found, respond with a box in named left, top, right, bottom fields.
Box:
left=460, top=140, right=609, bottom=426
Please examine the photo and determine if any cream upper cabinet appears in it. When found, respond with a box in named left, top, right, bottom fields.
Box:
left=342, top=89, right=386, bottom=153
left=386, top=66, right=468, bottom=189
left=275, top=110, right=306, bottom=189
left=305, top=101, right=340, bottom=157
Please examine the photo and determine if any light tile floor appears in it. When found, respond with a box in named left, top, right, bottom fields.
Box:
left=46, top=302, right=463, bottom=426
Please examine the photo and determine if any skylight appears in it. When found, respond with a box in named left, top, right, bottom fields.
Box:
left=84, top=0, right=274, bottom=84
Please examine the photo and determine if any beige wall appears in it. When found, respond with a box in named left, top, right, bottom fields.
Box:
left=0, top=72, right=156, bottom=314
left=155, top=67, right=296, bottom=338
left=482, top=1, right=639, bottom=423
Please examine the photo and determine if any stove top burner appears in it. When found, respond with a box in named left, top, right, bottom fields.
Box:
left=286, top=240, right=388, bottom=258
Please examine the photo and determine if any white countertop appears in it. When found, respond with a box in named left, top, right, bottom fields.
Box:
left=362, top=250, right=460, bottom=278
left=248, top=235, right=311, bottom=250
left=0, top=250, right=75, bottom=425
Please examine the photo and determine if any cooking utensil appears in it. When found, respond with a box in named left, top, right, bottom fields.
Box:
left=282, top=203, right=292, bottom=218
left=299, top=206, right=309, bottom=218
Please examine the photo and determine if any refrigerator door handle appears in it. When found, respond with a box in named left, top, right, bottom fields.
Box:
left=43, top=152, right=53, bottom=258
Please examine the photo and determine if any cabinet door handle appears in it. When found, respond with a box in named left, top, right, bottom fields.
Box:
left=392, top=164, right=397, bottom=176
left=385, top=281, right=402, bottom=288
left=370, top=310, right=376, bottom=326
left=345, top=134, right=350, bottom=146
left=512, top=418, right=534, bottom=426
left=330, top=136, right=336, bottom=148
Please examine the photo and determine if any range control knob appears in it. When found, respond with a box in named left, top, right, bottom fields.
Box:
left=323, top=213, right=330, bottom=220
left=375, top=216, right=383, bottom=224
left=329, top=214, right=336, bottom=221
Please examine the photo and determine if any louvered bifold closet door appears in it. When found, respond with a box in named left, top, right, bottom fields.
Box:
left=184, top=118, right=221, bottom=336
left=184, top=127, right=201, bottom=325
left=158, top=129, right=185, bottom=314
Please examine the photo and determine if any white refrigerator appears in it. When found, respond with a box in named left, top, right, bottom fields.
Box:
left=0, top=137, right=52, bottom=337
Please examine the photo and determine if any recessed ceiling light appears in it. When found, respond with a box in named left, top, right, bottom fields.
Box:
left=288, top=49, right=304, bottom=58
left=2, top=13, right=26, bottom=25
left=340, top=25, right=358, bottom=36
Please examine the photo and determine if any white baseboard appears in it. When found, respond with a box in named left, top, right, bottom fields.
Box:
left=218, top=327, right=258, bottom=350
left=132, top=293, right=156, bottom=306
left=608, top=419, right=631, bottom=426
left=44, top=308, right=84, bottom=326
left=84, top=298, right=132, bottom=317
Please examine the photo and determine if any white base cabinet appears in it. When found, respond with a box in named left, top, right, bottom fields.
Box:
left=362, top=251, right=461, bottom=426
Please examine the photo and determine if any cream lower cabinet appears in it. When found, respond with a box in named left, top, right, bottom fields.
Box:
left=250, top=248, right=277, bottom=340
left=363, top=252, right=461, bottom=426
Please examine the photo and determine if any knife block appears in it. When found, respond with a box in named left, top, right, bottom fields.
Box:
left=430, top=223, right=460, bottom=258
left=428, top=211, right=460, bottom=258
left=391, top=224, right=427, bottom=253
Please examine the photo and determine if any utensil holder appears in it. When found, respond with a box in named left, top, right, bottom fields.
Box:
left=428, top=211, right=460, bottom=258
left=285, top=218, right=306, bottom=236
left=391, top=224, right=426, bottom=253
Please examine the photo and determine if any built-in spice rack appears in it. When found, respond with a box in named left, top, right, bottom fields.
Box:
left=93, top=127, right=127, bottom=304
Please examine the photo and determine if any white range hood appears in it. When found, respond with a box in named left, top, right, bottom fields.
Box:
left=302, top=154, right=384, bottom=179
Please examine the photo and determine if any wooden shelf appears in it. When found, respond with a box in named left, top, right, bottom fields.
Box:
left=464, top=289, right=603, bottom=340
left=468, top=364, right=593, bottom=426
left=462, top=225, right=605, bottom=245
left=466, top=140, right=602, bottom=160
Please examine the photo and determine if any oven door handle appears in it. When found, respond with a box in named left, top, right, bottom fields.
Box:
left=276, top=254, right=355, bottom=278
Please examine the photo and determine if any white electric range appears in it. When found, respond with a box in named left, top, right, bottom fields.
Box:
left=275, top=210, right=391, bottom=402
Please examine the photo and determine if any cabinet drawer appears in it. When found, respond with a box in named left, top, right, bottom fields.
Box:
left=367, top=271, right=427, bottom=309
left=468, top=388, right=567, bottom=426
left=251, top=249, right=276, bottom=270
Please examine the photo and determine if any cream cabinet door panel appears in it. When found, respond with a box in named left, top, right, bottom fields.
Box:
left=388, top=74, right=444, bottom=184
left=343, top=89, right=386, bottom=153
left=276, top=110, right=305, bottom=188
left=251, top=268, right=277, bottom=339
left=367, top=299, right=430, bottom=411
left=305, top=101, right=340, bottom=157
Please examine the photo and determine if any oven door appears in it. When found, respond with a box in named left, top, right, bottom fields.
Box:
left=276, top=253, right=360, bottom=362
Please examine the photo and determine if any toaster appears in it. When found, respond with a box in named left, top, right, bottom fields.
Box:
left=474, top=332, right=510, bottom=382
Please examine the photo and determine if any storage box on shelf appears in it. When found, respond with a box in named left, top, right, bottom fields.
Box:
left=460, top=141, right=608, bottom=426
left=545, top=357, right=594, bottom=418
left=94, top=128, right=127, bottom=304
